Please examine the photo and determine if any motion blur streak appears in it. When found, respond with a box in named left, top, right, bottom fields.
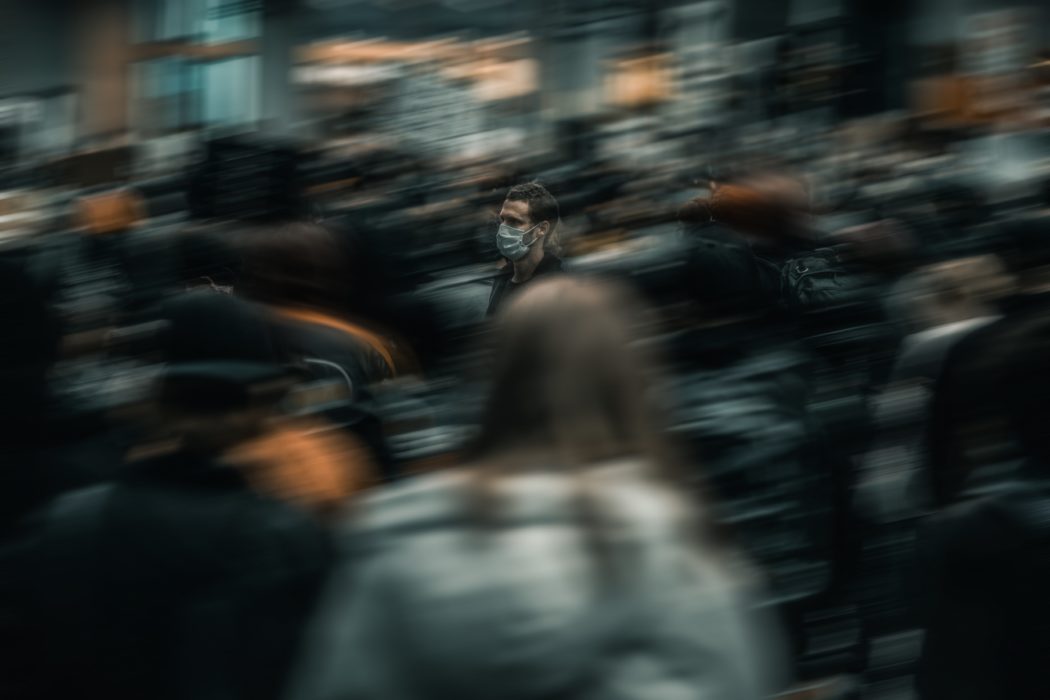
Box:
left=1, top=2, right=1050, bottom=700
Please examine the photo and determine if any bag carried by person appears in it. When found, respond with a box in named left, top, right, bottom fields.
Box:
left=780, top=248, right=872, bottom=313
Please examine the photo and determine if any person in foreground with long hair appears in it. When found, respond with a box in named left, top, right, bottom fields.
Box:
left=286, top=276, right=786, bottom=700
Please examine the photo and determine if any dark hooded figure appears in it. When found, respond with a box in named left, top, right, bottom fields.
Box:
left=3, top=291, right=332, bottom=700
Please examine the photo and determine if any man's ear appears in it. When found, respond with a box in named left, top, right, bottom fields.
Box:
left=537, top=221, right=550, bottom=238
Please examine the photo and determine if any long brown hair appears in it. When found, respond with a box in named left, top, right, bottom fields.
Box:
left=471, top=277, right=672, bottom=465
left=466, top=277, right=717, bottom=556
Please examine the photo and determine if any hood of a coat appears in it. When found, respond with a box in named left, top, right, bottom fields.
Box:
left=327, top=461, right=754, bottom=700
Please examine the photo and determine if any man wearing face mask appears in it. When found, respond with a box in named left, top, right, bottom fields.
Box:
left=487, top=182, right=564, bottom=316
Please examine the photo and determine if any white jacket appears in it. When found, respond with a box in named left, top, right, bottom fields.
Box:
left=286, top=460, right=785, bottom=700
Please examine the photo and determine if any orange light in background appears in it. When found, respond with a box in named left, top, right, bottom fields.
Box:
left=296, top=36, right=538, bottom=100
left=606, top=53, right=674, bottom=108
left=297, top=38, right=462, bottom=65
left=444, top=58, right=537, bottom=101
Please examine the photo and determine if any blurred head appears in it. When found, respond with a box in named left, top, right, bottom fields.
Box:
left=835, top=219, right=918, bottom=278
left=151, top=291, right=297, bottom=455
left=897, top=255, right=1013, bottom=331
left=678, top=197, right=714, bottom=228
left=497, top=182, right=560, bottom=262
left=73, top=188, right=145, bottom=236
left=709, top=172, right=810, bottom=246
left=472, top=277, right=671, bottom=471
left=235, top=221, right=350, bottom=313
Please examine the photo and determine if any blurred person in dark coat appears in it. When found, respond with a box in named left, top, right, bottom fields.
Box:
left=925, top=212, right=1050, bottom=507
left=915, top=314, right=1050, bottom=700
left=5, top=292, right=333, bottom=700
left=859, top=255, right=1012, bottom=521
left=0, top=244, right=132, bottom=527
left=486, top=182, right=564, bottom=316
left=286, top=277, right=786, bottom=700
left=0, top=252, right=71, bottom=529
left=660, top=215, right=836, bottom=658
left=0, top=251, right=124, bottom=699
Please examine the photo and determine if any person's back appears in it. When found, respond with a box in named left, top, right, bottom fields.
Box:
left=287, top=277, right=785, bottom=700
left=660, top=223, right=827, bottom=605
left=8, top=291, right=335, bottom=700
left=27, top=450, right=331, bottom=700
left=916, top=313, right=1050, bottom=699
left=916, top=481, right=1050, bottom=700
left=290, top=461, right=772, bottom=700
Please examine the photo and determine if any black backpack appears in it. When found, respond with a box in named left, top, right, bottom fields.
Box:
left=780, top=247, right=872, bottom=313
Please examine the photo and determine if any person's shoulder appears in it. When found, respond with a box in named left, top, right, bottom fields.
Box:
left=334, top=465, right=638, bottom=546
left=38, top=482, right=116, bottom=536
left=334, top=470, right=475, bottom=542
left=118, top=458, right=328, bottom=545
left=582, top=460, right=699, bottom=539
left=923, top=484, right=1046, bottom=561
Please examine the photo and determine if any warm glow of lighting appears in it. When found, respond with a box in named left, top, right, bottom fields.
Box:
left=297, top=36, right=537, bottom=98
left=606, top=53, right=674, bottom=108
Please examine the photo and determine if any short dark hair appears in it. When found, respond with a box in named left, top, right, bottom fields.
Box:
left=505, top=182, right=560, bottom=231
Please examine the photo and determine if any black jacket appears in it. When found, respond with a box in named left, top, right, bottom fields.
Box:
left=486, top=254, right=563, bottom=317
left=3, top=451, right=332, bottom=700
left=916, top=479, right=1050, bottom=700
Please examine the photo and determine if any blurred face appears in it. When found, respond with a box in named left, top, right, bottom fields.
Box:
left=499, top=199, right=534, bottom=232
left=497, top=198, right=548, bottom=262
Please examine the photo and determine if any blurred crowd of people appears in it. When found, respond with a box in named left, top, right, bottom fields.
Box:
left=1, top=113, right=1050, bottom=700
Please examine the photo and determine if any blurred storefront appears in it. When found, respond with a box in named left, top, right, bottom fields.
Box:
left=0, top=0, right=1046, bottom=173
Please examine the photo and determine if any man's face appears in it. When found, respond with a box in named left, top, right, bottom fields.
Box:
left=499, top=199, right=533, bottom=231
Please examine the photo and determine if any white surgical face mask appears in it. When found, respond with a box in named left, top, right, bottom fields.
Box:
left=496, top=222, right=541, bottom=261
